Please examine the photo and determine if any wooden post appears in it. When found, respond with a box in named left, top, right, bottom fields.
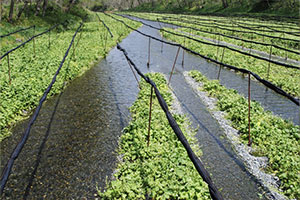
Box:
left=104, top=29, right=108, bottom=53
left=216, top=34, right=221, bottom=58
left=7, top=54, right=11, bottom=85
left=267, top=45, right=273, bottom=80
left=48, top=30, right=51, bottom=49
left=147, top=37, right=151, bottom=67
left=126, top=60, right=141, bottom=89
left=99, top=24, right=102, bottom=44
left=182, top=37, right=185, bottom=68
left=147, top=86, right=154, bottom=147
left=217, top=47, right=225, bottom=80
left=168, top=47, right=181, bottom=86
left=0, top=0, right=2, bottom=22
left=283, top=34, right=288, bottom=60
left=158, top=21, right=163, bottom=53
left=72, top=39, right=76, bottom=60
left=262, top=27, right=264, bottom=42
left=33, top=26, right=36, bottom=57
left=75, top=25, right=83, bottom=48
left=249, top=32, right=253, bottom=54
left=248, top=72, right=252, bottom=147
left=161, top=38, right=164, bottom=53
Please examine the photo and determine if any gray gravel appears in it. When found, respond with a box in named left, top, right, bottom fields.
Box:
left=183, top=71, right=288, bottom=200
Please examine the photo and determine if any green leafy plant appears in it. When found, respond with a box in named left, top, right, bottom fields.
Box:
left=0, top=12, right=141, bottom=141
left=189, top=70, right=300, bottom=199
left=99, top=73, right=210, bottom=199
left=123, top=12, right=300, bottom=97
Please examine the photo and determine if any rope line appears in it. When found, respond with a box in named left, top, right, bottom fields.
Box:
left=117, top=43, right=224, bottom=200
left=0, top=23, right=62, bottom=60
left=193, top=12, right=299, bottom=25
left=161, top=16, right=300, bottom=37
left=0, top=25, right=35, bottom=38
left=97, top=14, right=223, bottom=199
left=122, top=15, right=299, bottom=70
left=159, top=16, right=300, bottom=44
left=150, top=16, right=299, bottom=56
left=176, top=15, right=300, bottom=31
left=96, top=13, right=113, bottom=38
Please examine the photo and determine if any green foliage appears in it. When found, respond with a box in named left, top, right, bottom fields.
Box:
left=189, top=70, right=300, bottom=199
left=157, top=27, right=300, bottom=97
left=0, top=12, right=140, bottom=141
left=124, top=12, right=300, bottom=98
left=128, top=0, right=299, bottom=17
left=0, top=2, right=87, bottom=51
left=99, top=73, right=210, bottom=199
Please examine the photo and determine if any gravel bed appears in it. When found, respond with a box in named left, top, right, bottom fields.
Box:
left=183, top=71, right=288, bottom=200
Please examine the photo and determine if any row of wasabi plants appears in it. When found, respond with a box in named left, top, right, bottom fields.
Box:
left=126, top=12, right=299, bottom=52
left=0, top=11, right=140, bottom=141
left=160, top=28, right=300, bottom=98
left=188, top=70, right=300, bottom=199
left=166, top=19, right=299, bottom=61
left=120, top=13, right=300, bottom=97
left=99, top=73, right=211, bottom=199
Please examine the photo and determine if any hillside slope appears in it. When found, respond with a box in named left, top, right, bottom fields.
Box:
left=129, top=0, right=299, bottom=18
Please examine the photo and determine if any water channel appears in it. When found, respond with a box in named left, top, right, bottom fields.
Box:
left=1, top=17, right=298, bottom=199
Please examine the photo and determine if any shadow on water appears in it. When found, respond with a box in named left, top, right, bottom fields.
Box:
left=108, top=76, right=125, bottom=128
left=0, top=46, right=140, bottom=199
left=172, top=88, right=248, bottom=172
left=23, top=91, right=63, bottom=199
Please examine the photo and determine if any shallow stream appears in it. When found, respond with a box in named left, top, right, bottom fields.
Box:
left=1, top=17, right=298, bottom=199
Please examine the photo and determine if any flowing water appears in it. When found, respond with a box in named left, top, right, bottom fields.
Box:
left=1, top=17, right=298, bottom=199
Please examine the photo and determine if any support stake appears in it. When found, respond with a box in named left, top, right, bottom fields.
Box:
left=72, top=39, right=76, bottom=60
left=48, top=30, right=51, bottom=49
left=248, top=72, right=252, bottom=147
left=168, top=47, right=181, bottom=85
left=7, top=54, right=11, bottom=85
left=33, top=26, right=36, bottom=57
left=267, top=45, right=273, bottom=80
left=182, top=49, right=185, bottom=68
left=217, top=47, right=225, bottom=80
left=147, top=86, right=154, bottom=147
left=99, top=26, right=102, bottom=45
left=104, top=29, right=108, bottom=53
left=249, top=32, right=253, bottom=54
left=182, top=37, right=185, bottom=68
left=158, top=21, right=163, bottom=53
left=283, top=35, right=288, bottom=60
left=127, top=60, right=141, bottom=89
left=147, top=37, right=151, bottom=67
left=216, top=34, right=221, bottom=58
